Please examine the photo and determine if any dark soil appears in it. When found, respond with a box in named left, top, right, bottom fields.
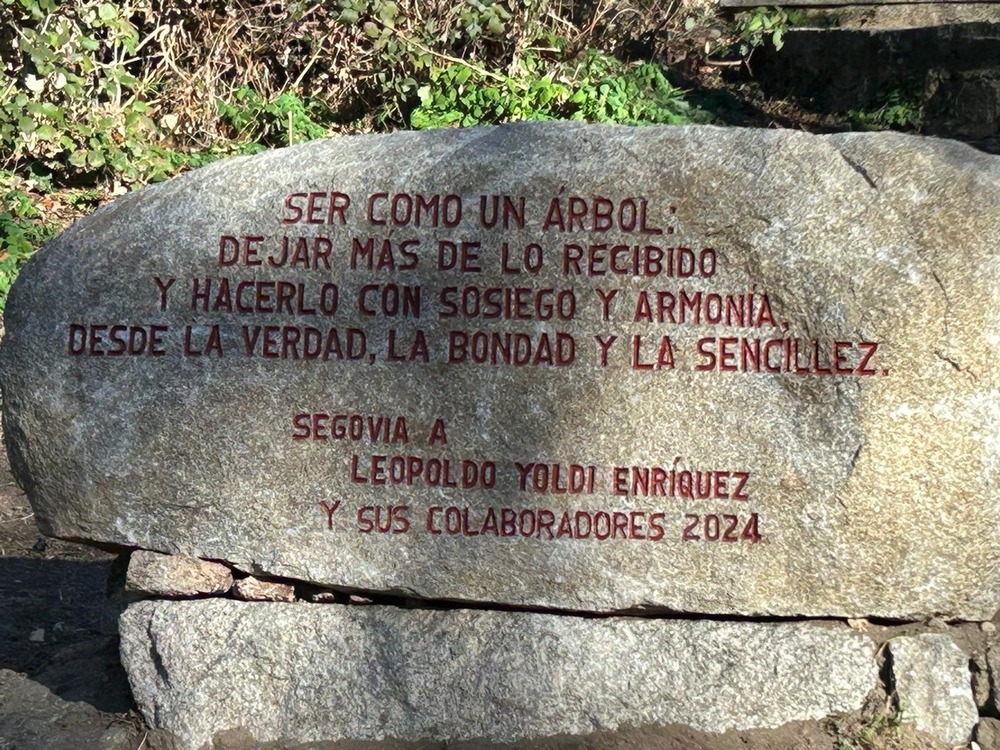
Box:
left=0, top=426, right=145, bottom=749
left=679, top=20, right=1000, bottom=155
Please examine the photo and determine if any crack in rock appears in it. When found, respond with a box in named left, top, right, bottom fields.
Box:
left=837, top=150, right=878, bottom=190
left=147, top=618, right=170, bottom=687
left=931, top=271, right=952, bottom=338
left=930, top=272, right=977, bottom=379
left=936, top=350, right=963, bottom=372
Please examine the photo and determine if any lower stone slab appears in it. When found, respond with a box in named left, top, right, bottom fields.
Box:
left=889, top=634, right=978, bottom=745
left=120, top=600, right=878, bottom=750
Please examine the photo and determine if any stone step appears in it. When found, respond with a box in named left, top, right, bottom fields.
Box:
left=119, top=600, right=880, bottom=750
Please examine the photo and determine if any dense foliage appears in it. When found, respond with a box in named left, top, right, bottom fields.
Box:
left=0, top=0, right=804, bottom=310
left=0, top=0, right=719, bottom=308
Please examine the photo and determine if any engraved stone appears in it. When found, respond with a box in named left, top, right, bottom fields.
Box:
left=2, top=124, right=999, bottom=618
left=119, top=599, right=878, bottom=750
left=890, top=634, right=978, bottom=746
left=125, top=550, right=233, bottom=597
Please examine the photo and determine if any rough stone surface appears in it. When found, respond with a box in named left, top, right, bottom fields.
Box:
left=973, top=648, right=991, bottom=710
left=3, top=125, right=1000, bottom=618
left=976, top=717, right=1000, bottom=750
left=231, top=575, right=295, bottom=602
left=889, top=634, right=978, bottom=746
left=125, top=550, right=232, bottom=597
left=119, top=599, right=878, bottom=750
left=988, top=643, right=1000, bottom=716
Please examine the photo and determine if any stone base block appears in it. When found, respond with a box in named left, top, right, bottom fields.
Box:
left=120, top=600, right=878, bottom=750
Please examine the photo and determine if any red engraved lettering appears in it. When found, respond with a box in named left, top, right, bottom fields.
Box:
left=282, top=193, right=307, bottom=224
left=307, top=192, right=327, bottom=224
left=394, top=505, right=411, bottom=534
left=357, top=505, right=374, bottom=533
left=482, top=507, right=499, bottom=535
left=515, top=462, right=533, bottom=491
left=648, top=513, right=665, bottom=542
left=713, top=472, right=728, bottom=499
left=557, top=512, right=573, bottom=538
left=518, top=509, right=536, bottom=537
left=319, top=500, right=341, bottom=530
left=562, top=243, right=583, bottom=274
left=595, top=288, right=618, bottom=321
left=350, top=454, right=367, bottom=483
left=612, top=467, right=629, bottom=495
left=732, top=472, right=750, bottom=500
left=612, top=511, right=629, bottom=539
left=88, top=325, right=107, bottom=355
left=650, top=468, right=666, bottom=496
left=426, top=505, right=442, bottom=535
left=834, top=341, right=854, bottom=375
left=592, top=196, right=614, bottom=231
left=723, top=514, right=739, bottom=542
left=695, top=337, right=717, bottom=372
left=67, top=324, right=85, bottom=355
left=593, top=511, right=611, bottom=540
left=292, top=413, right=311, bottom=439
left=682, top=514, right=700, bottom=541
left=629, top=511, right=646, bottom=540
left=367, top=192, right=388, bottom=225
left=542, top=197, right=566, bottom=232
left=427, top=418, right=448, bottom=446
left=704, top=514, right=720, bottom=541
left=857, top=342, right=879, bottom=375
left=154, top=277, right=175, bottom=311
left=567, top=196, right=588, bottom=231
left=500, top=508, right=517, bottom=536
left=537, top=509, right=555, bottom=539
left=595, top=335, right=617, bottom=367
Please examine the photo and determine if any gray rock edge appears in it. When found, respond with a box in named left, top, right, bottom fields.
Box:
left=120, top=599, right=880, bottom=750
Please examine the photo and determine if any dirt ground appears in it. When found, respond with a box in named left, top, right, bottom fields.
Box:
left=0, top=440, right=142, bottom=749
